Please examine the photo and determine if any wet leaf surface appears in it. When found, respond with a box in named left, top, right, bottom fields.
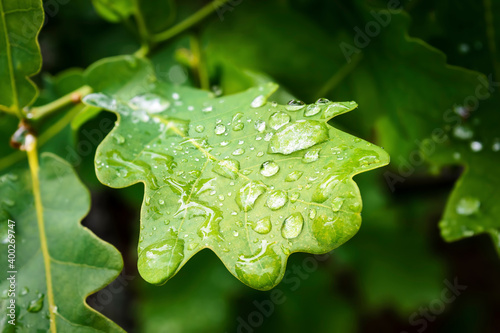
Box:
left=84, top=70, right=389, bottom=290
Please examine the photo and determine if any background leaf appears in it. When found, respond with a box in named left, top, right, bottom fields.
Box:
left=414, top=0, right=500, bottom=252
left=0, top=153, right=124, bottom=332
left=0, top=0, right=43, bottom=118
left=91, top=0, right=134, bottom=23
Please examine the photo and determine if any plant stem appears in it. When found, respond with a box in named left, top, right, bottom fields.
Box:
left=484, top=0, right=500, bottom=80
left=190, top=34, right=210, bottom=90
left=315, top=53, right=363, bottom=99
left=152, top=0, right=231, bottom=43
left=25, top=135, right=57, bottom=333
left=132, top=0, right=151, bottom=49
left=0, top=105, right=87, bottom=172
left=28, top=85, right=92, bottom=120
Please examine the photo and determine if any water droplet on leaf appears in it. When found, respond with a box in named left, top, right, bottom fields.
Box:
left=269, top=112, right=291, bottom=130
left=286, top=100, right=305, bottom=111
left=252, top=217, right=272, bottom=234
left=251, top=95, right=267, bottom=108
left=27, top=293, right=44, bottom=313
left=234, top=241, right=281, bottom=290
left=285, top=171, right=303, bottom=182
left=266, top=190, right=288, bottom=210
left=138, top=237, right=184, bottom=284
left=331, top=197, right=344, bottom=211
left=470, top=141, right=483, bottom=152
left=215, top=124, right=226, bottom=135
left=236, top=181, right=267, bottom=211
left=281, top=213, right=304, bottom=239
left=129, top=93, right=170, bottom=113
left=305, top=104, right=322, bottom=117
left=213, top=159, right=240, bottom=180
left=260, top=161, right=280, bottom=177
left=254, top=120, right=266, bottom=132
left=302, top=148, right=320, bottom=163
left=456, top=197, right=480, bottom=216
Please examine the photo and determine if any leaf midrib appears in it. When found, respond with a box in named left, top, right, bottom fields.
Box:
left=26, top=143, right=57, bottom=333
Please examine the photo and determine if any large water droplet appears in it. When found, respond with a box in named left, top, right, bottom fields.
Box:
left=269, top=112, right=291, bottom=130
left=285, top=171, right=303, bottom=182
left=215, top=124, right=226, bottom=135
left=233, top=123, right=244, bottom=131
left=285, top=100, right=305, bottom=111
left=232, top=112, right=244, bottom=122
left=456, top=197, right=480, bottom=216
left=113, top=133, right=125, bottom=144
left=289, top=192, right=300, bottom=203
left=312, top=212, right=361, bottom=247
left=260, top=161, right=280, bottom=177
left=470, top=141, right=483, bottom=152
left=138, top=237, right=184, bottom=284
left=304, top=104, right=321, bottom=117
left=254, top=120, right=266, bottom=132
left=234, top=241, right=281, bottom=290
left=453, top=125, right=474, bottom=140
left=312, top=175, right=340, bottom=203
left=236, top=181, right=267, bottom=211
left=129, top=93, right=170, bottom=113
left=331, top=197, right=344, bottom=212
left=27, top=293, right=44, bottom=313
left=251, top=216, right=272, bottom=234
left=232, top=148, right=245, bottom=156
left=20, top=287, right=29, bottom=296
left=281, top=213, right=304, bottom=239
left=251, top=95, right=267, bottom=108
left=269, top=120, right=329, bottom=155
left=213, top=159, right=240, bottom=180
left=83, top=93, right=117, bottom=110
left=266, top=191, right=288, bottom=210
left=322, top=102, right=352, bottom=119
left=303, top=148, right=320, bottom=163
left=492, top=139, right=500, bottom=152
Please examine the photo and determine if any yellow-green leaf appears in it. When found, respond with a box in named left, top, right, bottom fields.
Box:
left=83, top=63, right=389, bottom=290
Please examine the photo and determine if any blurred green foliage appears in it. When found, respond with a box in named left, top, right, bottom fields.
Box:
left=1, top=0, right=499, bottom=332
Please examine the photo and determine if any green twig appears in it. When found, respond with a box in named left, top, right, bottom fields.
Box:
left=151, top=0, right=231, bottom=43
left=28, top=85, right=92, bottom=120
left=132, top=0, right=151, bottom=49
left=484, top=0, right=500, bottom=80
left=0, top=105, right=86, bottom=172
left=315, top=53, right=363, bottom=99
left=190, top=35, right=210, bottom=90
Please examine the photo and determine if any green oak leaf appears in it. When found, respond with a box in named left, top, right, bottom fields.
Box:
left=415, top=0, right=500, bottom=254
left=0, top=153, right=124, bottom=332
left=428, top=138, right=500, bottom=254
left=84, top=78, right=389, bottom=290
left=0, top=0, right=43, bottom=118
